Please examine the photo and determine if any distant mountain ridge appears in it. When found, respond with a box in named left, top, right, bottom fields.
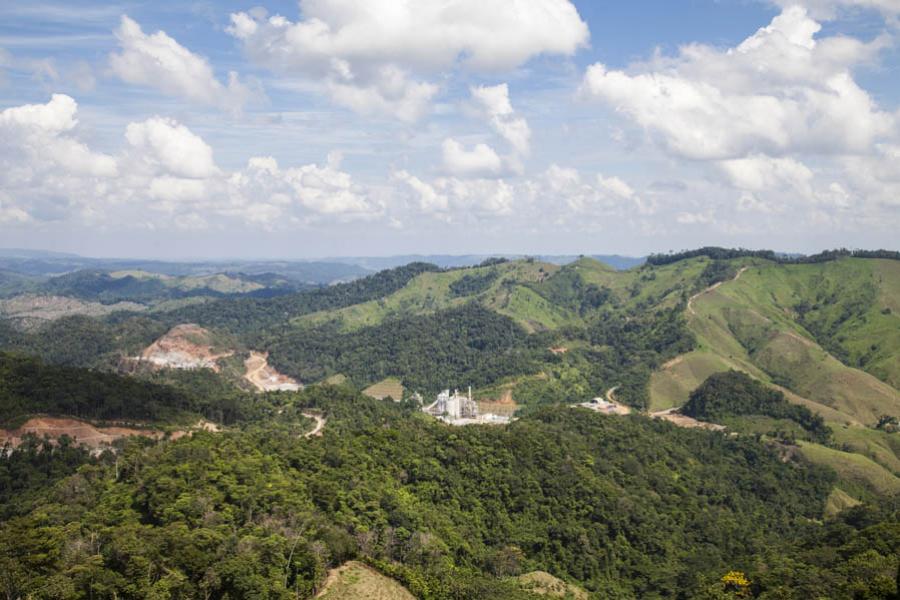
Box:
left=322, top=253, right=646, bottom=271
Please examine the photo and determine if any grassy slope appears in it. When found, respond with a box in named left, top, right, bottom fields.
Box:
left=516, top=571, right=588, bottom=599
left=831, top=425, right=900, bottom=475
left=316, top=562, right=415, bottom=600
left=798, top=441, right=900, bottom=499
left=363, top=377, right=405, bottom=401
left=284, top=256, right=898, bottom=425
left=489, top=284, right=575, bottom=332
left=290, top=256, right=723, bottom=336
left=818, top=259, right=900, bottom=388
left=109, top=270, right=266, bottom=294
left=823, top=487, right=861, bottom=518
left=567, top=255, right=709, bottom=312
left=292, top=261, right=565, bottom=332
left=649, top=259, right=900, bottom=425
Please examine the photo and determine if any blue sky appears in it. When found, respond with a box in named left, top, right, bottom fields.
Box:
left=0, top=0, right=898, bottom=259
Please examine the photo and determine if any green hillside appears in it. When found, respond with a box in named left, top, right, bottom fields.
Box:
left=798, top=441, right=900, bottom=499
left=650, top=258, right=900, bottom=426
left=274, top=254, right=899, bottom=423
left=3, top=253, right=897, bottom=424
left=292, top=260, right=566, bottom=332
left=1, top=250, right=899, bottom=599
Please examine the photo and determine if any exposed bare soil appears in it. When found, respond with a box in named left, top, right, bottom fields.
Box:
left=650, top=408, right=726, bottom=431
left=302, top=412, right=326, bottom=438
left=0, top=294, right=145, bottom=327
left=1, top=417, right=162, bottom=449
left=1, top=417, right=221, bottom=451
left=315, top=561, right=414, bottom=600
left=477, top=387, right=518, bottom=417
left=244, top=351, right=302, bottom=392
left=661, top=355, right=685, bottom=370
left=137, top=324, right=233, bottom=371
left=517, top=571, right=588, bottom=599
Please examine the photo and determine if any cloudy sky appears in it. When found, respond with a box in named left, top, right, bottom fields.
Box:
left=1, top=0, right=898, bottom=259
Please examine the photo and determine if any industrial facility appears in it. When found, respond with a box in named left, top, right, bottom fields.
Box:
left=423, top=387, right=512, bottom=425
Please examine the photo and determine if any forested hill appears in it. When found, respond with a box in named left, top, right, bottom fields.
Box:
left=2, top=383, right=896, bottom=598
left=154, top=261, right=441, bottom=334
left=0, top=250, right=899, bottom=598
left=646, top=246, right=900, bottom=266
left=0, top=352, right=272, bottom=427
left=2, top=252, right=898, bottom=417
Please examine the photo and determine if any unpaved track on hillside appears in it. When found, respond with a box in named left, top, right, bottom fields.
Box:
left=687, top=267, right=749, bottom=315
left=605, top=386, right=619, bottom=403
left=302, top=413, right=326, bottom=438
left=244, top=351, right=302, bottom=392
left=605, top=386, right=631, bottom=414
left=649, top=408, right=726, bottom=431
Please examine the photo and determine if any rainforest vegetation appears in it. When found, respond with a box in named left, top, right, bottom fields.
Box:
left=683, top=371, right=832, bottom=443
left=1, top=250, right=898, bottom=598
left=1, top=384, right=897, bottom=599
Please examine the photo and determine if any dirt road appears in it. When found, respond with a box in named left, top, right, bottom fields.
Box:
left=244, top=351, right=302, bottom=392
left=687, top=267, right=748, bottom=315
left=302, top=412, right=326, bottom=438
left=649, top=408, right=726, bottom=431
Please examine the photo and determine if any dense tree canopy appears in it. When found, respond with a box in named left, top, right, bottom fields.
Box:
left=683, top=371, right=832, bottom=443
left=5, top=385, right=893, bottom=600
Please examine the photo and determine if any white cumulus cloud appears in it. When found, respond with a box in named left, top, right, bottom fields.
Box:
left=717, top=155, right=814, bottom=196
left=0, top=94, right=117, bottom=184
left=228, top=0, right=588, bottom=120
left=470, top=83, right=532, bottom=156
left=125, top=117, right=217, bottom=179
left=582, top=6, right=894, bottom=161
left=441, top=138, right=503, bottom=177
left=0, top=94, right=380, bottom=228
left=110, top=16, right=256, bottom=113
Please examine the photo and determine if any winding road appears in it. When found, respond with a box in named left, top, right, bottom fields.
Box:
left=302, top=412, right=326, bottom=438
left=687, top=266, right=749, bottom=315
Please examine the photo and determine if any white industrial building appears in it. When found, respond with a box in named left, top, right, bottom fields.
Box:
left=422, top=387, right=513, bottom=425
left=425, top=387, right=478, bottom=420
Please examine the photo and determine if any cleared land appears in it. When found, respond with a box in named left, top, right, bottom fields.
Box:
left=244, top=351, right=302, bottom=392
left=138, top=324, right=233, bottom=371
left=363, top=377, right=405, bottom=401
left=799, top=441, right=900, bottom=498
left=0, top=417, right=220, bottom=450
left=650, top=408, right=726, bottom=431
left=650, top=259, right=900, bottom=426
left=0, top=294, right=144, bottom=326
left=516, top=571, right=588, bottom=599
left=302, top=412, right=326, bottom=438
left=293, top=260, right=564, bottom=333
left=315, top=561, right=414, bottom=600
left=824, top=487, right=862, bottom=518
left=831, top=425, right=900, bottom=475
left=476, top=386, right=519, bottom=418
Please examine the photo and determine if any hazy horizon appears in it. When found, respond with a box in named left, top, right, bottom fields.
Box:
left=2, top=1, right=899, bottom=256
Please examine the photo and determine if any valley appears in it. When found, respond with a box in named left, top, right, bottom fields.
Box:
left=0, top=248, right=897, bottom=599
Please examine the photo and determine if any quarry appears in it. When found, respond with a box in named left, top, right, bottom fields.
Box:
left=136, top=324, right=233, bottom=371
